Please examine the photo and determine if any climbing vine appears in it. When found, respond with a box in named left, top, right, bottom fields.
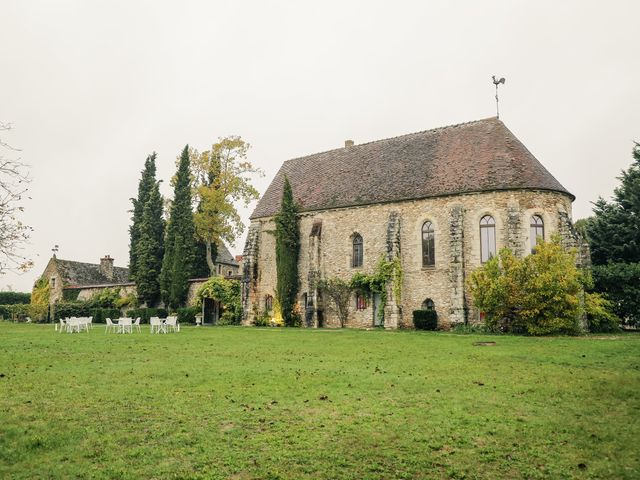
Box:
left=196, top=276, right=242, bottom=324
left=29, top=277, right=50, bottom=322
left=349, top=255, right=403, bottom=323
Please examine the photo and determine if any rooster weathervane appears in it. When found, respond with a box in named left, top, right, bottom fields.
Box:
left=492, top=75, right=506, bottom=118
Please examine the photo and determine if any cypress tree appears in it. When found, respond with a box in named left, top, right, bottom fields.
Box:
left=160, top=145, right=197, bottom=309
left=129, top=153, right=157, bottom=281
left=135, top=181, right=164, bottom=306
left=193, top=240, right=215, bottom=278
left=275, top=176, right=300, bottom=326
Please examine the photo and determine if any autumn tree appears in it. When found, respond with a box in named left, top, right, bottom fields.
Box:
left=129, top=153, right=158, bottom=280
left=160, top=145, right=197, bottom=309
left=0, top=122, right=32, bottom=274
left=468, top=237, right=617, bottom=335
left=191, top=136, right=262, bottom=275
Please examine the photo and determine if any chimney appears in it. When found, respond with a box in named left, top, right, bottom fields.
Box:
left=344, top=139, right=354, bottom=148
left=100, top=255, right=114, bottom=281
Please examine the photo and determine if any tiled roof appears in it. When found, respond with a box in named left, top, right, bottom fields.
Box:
left=216, top=242, right=238, bottom=266
left=251, top=117, right=573, bottom=219
left=56, top=259, right=130, bottom=287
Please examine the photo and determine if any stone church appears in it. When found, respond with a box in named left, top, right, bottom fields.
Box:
left=242, top=117, right=588, bottom=329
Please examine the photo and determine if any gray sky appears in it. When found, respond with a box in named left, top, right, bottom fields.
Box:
left=2, top=0, right=639, bottom=292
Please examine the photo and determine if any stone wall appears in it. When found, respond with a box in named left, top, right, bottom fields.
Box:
left=75, top=284, right=136, bottom=302
left=244, top=189, right=577, bottom=329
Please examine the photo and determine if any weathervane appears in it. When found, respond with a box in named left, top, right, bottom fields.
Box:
left=492, top=75, right=506, bottom=118
left=52, top=244, right=59, bottom=256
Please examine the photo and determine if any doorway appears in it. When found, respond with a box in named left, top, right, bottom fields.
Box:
left=373, top=293, right=384, bottom=327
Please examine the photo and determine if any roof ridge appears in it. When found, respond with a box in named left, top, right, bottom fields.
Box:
left=282, top=117, right=499, bottom=164
left=56, top=258, right=128, bottom=270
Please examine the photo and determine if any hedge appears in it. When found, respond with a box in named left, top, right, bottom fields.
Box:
left=0, top=292, right=31, bottom=304
left=413, top=310, right=438, bottom=330
left=125, top=308, right=168, bottom=324
left=53, top=302, right=120, bottom=324
left=0, top=304, right=45, bottom=322
left=176, top=306, right=200, bottom=324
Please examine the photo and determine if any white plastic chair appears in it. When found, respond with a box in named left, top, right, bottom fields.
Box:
left=149, top=317, right=159, bottom=334
left=133, top=317, right=141, bottom=333
left=58, top=318, right=66, bottom=333
left=118, top=317, right=133, bottom=334
left=105, top=318, right=117, bottom=333
left=165, top=316, right=179, bottom=333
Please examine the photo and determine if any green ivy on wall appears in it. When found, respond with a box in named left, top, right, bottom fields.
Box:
left=349, top=255, right=403, bottom=324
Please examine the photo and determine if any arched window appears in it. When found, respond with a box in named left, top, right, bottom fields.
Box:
left=421, top=298, right=435, bottom=311
left=480, top=215, right=496, bottom=263
left=530, top=215, right=544, bottom=252
left=355, top=293, right=367, bottom=311
left=352, top=233, right=363, bottom=268
left=422, top=221, right=435, bottom=267
left=265, top=295, right=273, bottom=312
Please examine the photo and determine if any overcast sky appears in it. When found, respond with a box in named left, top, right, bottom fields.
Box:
left=1, top=0, right=639, bottom=292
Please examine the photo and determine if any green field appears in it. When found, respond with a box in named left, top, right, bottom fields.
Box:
left=0, top=324, right=638, bottom=479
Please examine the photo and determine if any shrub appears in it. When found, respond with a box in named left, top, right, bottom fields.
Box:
left=0, top=304, right=43, bottom=322
left=468, top=238, right=587, bottom=335
left=0, top=292, right=31, bottom=304
left=413, top=310, right=438, bottom=330
left=451, top=323, right=488, bottom=334
left=585, top=292, right=620, bottom=333
left=53, top=302, right=120, bottom=323
left=176, top=306, right=199, bottom=324
left=592, top=262, right=640, bottom=326
left=125, top=308, right=168, bottom=323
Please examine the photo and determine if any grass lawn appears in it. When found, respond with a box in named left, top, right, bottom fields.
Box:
left=0, top=324, right=638, bottom=479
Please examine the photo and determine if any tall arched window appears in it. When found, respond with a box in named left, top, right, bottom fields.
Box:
left=265, top=295, right=273, bottom=312
left=422, top=221, right=435, bottom=267
left=530, top=215, right=544, bottom=252
left=480, top=215, right=496, bottom=263
left=352, top=233, right=363, bottom=268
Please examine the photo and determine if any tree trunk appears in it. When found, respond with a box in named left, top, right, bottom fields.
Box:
left=206, top=241, right=215, bottom=276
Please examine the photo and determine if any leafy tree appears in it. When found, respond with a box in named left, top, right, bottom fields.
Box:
left=0, top=291, right=30, bottom=304
left=582, top=142, right=640, bottom=325
left=316, top=277, right=352, bottom=328
left=135, top=181, right=164, bottom=306
left=160, top=145, right=197, bottom=309
left=129, top=153, right=157, bottom=280
left=0, top=121, right=32, bottom=274
left=191, top=136, right=262, bottom=275
left=468, top=237, right=592, bottom=335
left=275, top=176, right=300, bottom=327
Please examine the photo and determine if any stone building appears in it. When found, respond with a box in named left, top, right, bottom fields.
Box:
left=242, top=117, right=588, bottom=329
left=38, top=242, right=241, bottom=313
left=40, top=254, right=134, bottom=306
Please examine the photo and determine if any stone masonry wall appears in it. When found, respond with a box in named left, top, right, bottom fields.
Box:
left=245, top=189, right=576, bottom=329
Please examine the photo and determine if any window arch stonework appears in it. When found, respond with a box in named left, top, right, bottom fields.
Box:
left=480, top=215, right=496, bottom=263
left=352, top=233, right=363, bottom=268
left=530, top=214, right=544, bottom=252
left=422, top=221, right=435, bottom=267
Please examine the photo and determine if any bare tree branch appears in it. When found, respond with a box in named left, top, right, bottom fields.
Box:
left=0, top=122, right=32, bottom=275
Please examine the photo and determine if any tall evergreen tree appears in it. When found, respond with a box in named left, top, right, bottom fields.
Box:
left=275, top=176, right=300, bottom=327
left=135, top=181, right=164, bottom=306
left=160, top=145, right=197, bottom=309
left=129, top=153, right=157, bottom=280
left=584, top=142, right=640, bottom=325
